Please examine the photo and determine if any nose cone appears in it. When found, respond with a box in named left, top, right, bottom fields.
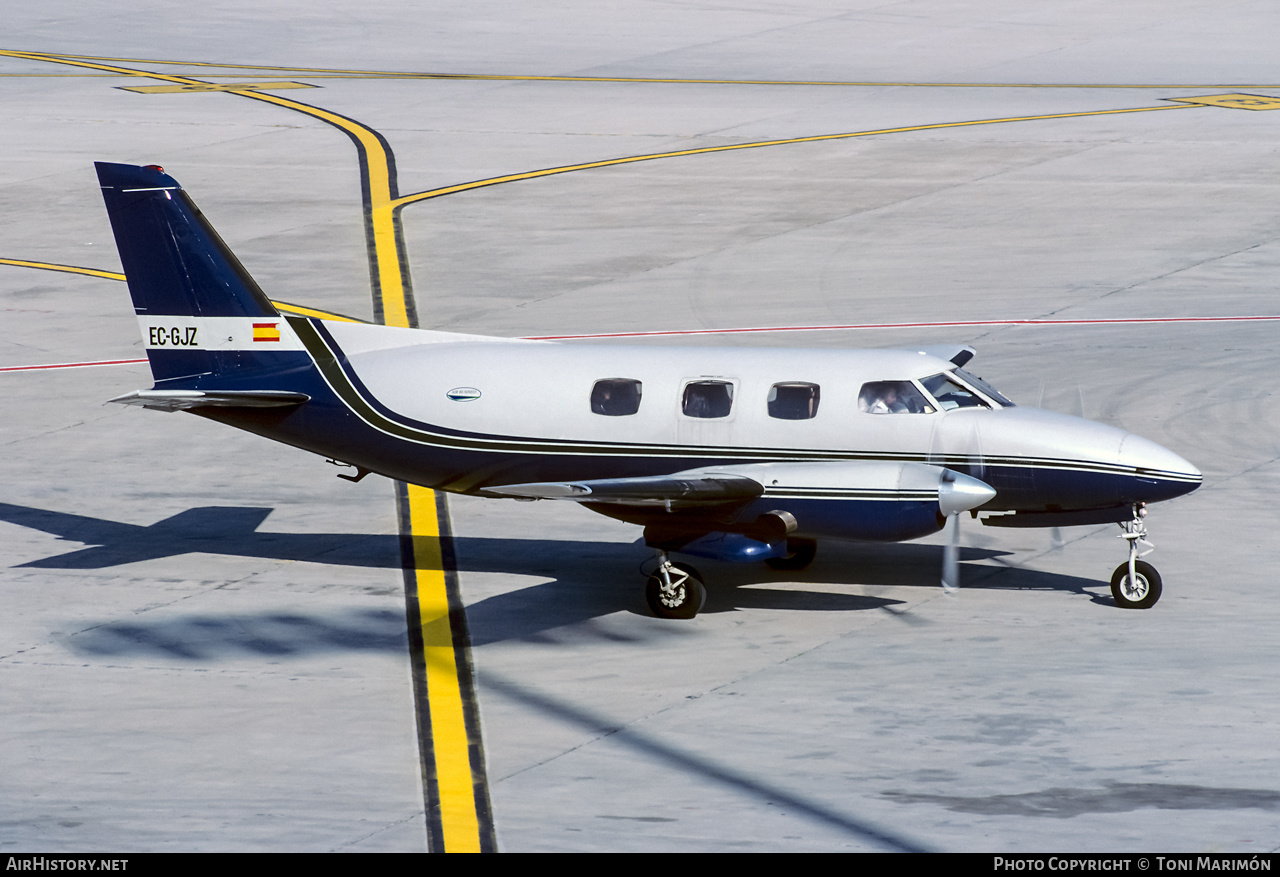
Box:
left=938, top=469, right=997, bottom=516
left=1119, top=433, right=1202, bottom=502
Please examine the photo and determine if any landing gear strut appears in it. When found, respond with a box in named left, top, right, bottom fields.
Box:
left=644, top=553, right=706, bottom=619
left=1111, top=503, right=1162, bottom=609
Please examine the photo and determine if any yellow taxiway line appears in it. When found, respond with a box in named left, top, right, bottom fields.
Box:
left=392, top=103, right=1200, bottom=207
left=404, top=484, right=483, bottom=852
left=0, top=260, right=366, bottom=324
left=0, top=257, right=125, bottom=281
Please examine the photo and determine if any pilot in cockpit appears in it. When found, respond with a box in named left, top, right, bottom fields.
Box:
left=859, top=380, right=930, bottom=415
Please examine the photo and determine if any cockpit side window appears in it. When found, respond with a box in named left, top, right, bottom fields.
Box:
left=858, top=381, right=932, bottom=415
left=683, top=380, right=734, bottom=418
left=768, top=382, right=820, bottom=420
left=921, top=373, right=988, bottom=410
left=591, top=379, right=642, bottom=416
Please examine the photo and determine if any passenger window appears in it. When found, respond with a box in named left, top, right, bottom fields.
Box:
left=591, top=379, right=642, bottom=416
left=858, top=381, right=933, bottom=415
left=768, top=382, right=820, bottom=420
left=920, top=374, right=988, bottom=411
left=683, top=380, right=734, bottom=418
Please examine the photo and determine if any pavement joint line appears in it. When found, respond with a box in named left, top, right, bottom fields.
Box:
left=10, top=52, right=1280, bottom=89
left=523, top=315, right=1280, bottom=340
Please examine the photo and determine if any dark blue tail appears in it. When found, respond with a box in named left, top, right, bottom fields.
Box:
left=96, top=162, right=277, bottom=319
left=97, top=163, right=309, bottom=386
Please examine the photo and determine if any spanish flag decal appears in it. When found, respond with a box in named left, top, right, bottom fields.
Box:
left=253, top=322, right=281, bottom=342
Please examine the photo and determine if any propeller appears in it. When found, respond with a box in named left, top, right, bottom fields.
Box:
left=937, top=467, right=996, bottom=594
left=930, top=405, right=996, bottom=594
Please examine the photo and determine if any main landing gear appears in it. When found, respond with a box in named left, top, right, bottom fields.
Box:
left=1111, top=503, right=1162, bottom=609
left=641, top=538, right=816, bottom=618
left=644, top=553, right=706, bottom=619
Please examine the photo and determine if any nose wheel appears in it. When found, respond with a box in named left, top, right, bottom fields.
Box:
left=1112, top=503, right=1161, bottom=609
left=1111, top=560, right=1162, bottom=609
left=644, top=554, right=706, bottom=619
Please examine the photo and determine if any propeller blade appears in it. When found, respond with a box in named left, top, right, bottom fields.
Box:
left=941, top=513, right=961, bottom=594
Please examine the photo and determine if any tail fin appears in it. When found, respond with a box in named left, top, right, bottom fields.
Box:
left=96, top=162, right=307, bottom=385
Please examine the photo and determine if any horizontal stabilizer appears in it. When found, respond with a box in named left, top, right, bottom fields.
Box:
left=107, top=389, right=310, bottom=412
left=479, top=473, right=763, bottom=506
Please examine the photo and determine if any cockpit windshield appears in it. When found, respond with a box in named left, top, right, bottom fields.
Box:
left=859, top=370, right=1013, bottom=416
left=920, top=373, right=988, bottom=410
left=953, top=367, right=1014, bottom=406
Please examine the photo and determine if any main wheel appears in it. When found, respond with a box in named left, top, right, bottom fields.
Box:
left=1110, top=560, right=1163, bottom=609
left=645, top=562, right=706, bottom=619
left=765, top=538, right=817, bottom=571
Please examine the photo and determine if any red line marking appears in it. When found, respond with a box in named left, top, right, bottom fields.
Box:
left=524, top=315, right=1280, bottom=340
left=0, top=358, right=149, bottom=373
left=3, top=316, right=1275, bottom=369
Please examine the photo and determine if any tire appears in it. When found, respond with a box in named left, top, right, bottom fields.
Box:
left=765, top=538, right=817, bottom=571
left=645, top=562, right=706, bottom=619
left=1110, top=560, right=1162, bottom=609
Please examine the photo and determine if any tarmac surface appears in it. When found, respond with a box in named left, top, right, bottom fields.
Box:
left=3, top=1, right=1280, bottom=853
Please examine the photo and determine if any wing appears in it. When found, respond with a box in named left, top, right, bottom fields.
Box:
left=480, top=461, right=994, bottom=535
left=478, top=472, right=763, bottom=506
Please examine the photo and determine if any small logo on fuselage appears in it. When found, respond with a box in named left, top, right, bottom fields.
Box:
left=446, top=387, right=481, bottom=401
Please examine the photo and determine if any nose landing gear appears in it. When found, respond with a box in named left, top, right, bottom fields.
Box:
left=1111, top=503, right=1162, bottom=609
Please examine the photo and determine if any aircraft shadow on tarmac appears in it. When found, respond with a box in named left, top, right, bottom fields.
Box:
left=64, top=606, right=411, bottom=661
left=2, top=501, right=1109, bottom=655
left=0, top=502, right=395, bottom=570
left=457, top=537, right=1111, bottom=646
